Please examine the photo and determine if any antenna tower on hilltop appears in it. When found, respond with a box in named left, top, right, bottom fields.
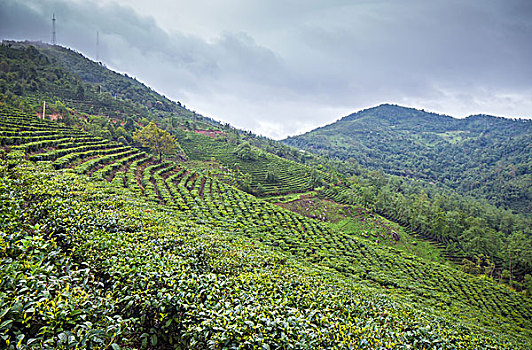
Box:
left=52, top=13, right=56, bottom=45
left=96, top=31, right=100, bottom=61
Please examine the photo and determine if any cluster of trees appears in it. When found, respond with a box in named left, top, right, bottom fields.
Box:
left=323, top=163, right=532, bottom=287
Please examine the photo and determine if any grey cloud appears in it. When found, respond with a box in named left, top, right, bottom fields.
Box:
left=1, top=0, right=531, bottom=138
left=0, top=0, right=49, bottom=40
left=0, top=1, right=288, bottom=94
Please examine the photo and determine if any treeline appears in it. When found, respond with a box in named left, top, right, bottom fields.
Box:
left=321, top=159, right=532, bottom=289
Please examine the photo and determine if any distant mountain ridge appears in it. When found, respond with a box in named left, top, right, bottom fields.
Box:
left=283, top=104, right=532, bottom=214
left=343, top=104, right=453, bottom=124
left=334, top=104, right=527, bottom=132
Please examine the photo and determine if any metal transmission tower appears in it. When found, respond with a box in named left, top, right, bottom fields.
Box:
left=96, top=31, right=100, bottom=61
left=52, top=13, right=56, bottom=45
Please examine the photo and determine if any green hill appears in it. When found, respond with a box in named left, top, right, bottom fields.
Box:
left=0, top=40, right=219, bottom=141
left=1, top=41, right=532, bottom=349
left=1, top=101, right=532, bottom=349
left=283, top=104, right=532, bottom=215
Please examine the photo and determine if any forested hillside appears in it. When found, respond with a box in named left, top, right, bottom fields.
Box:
left=1, top=41, right=532, bottom=348
left=0, top=41, right=219, bottom=141
left=283, top=104, right=532, bottom=214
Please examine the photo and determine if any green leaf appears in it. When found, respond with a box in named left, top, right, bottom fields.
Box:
left=16, top=334, right=25, bottom=348
left=0, top=307, right=9, bottom=319
left=27, top=338, right=39, bottom=346
left=0, top=320, right=13, bottom=330
left=58, top=332, right=68, bottom=344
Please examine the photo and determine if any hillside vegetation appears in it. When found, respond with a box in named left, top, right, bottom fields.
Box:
left=1, top=41, right=532, bottom=348
left=0, top=41, right=219, bottom=141
left=1, top=102, right=532, bottom=349
left=174, top=128, right=324, bottom=196
left=1, top=42, right=530, bottom=283
left=283, top=104, right=532, bottom=215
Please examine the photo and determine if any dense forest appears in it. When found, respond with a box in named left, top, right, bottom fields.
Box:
left=1, top=41, right=531, bottom=348
left=283, top=104, right=532, bottom=215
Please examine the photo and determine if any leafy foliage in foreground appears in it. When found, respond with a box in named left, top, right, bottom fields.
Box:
left=1, top=103, right=532, bottom=349
left=1, top=152, right=530, bottom=349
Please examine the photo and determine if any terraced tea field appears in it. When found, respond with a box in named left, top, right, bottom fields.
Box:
left=174, top=129, right=322, bottom=195
left=1, top=103, right=531, bottom=348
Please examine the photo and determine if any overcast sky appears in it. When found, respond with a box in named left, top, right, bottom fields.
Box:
left=1, top=0, right=531, bottom=138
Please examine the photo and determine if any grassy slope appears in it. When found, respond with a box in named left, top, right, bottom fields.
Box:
left=1, top=103, right=532, bottom=349
left=270, top=193, right=446, bottom=264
